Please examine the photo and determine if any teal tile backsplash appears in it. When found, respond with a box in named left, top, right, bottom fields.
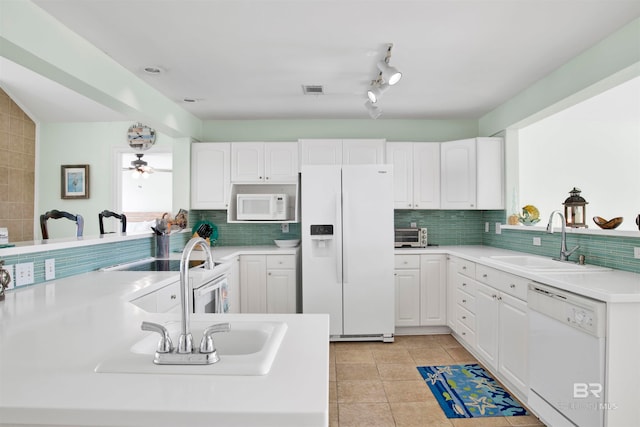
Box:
left=5, top=208, right=640, bottom=289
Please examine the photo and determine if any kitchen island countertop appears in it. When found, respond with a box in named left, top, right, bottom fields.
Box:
left=0, top=267, right=328, bottom=427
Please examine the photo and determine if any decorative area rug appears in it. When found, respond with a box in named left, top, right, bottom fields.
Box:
left=417, top=363, right=529, bottom=419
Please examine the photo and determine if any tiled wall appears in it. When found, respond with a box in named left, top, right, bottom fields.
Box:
left=394, top=210, right=492, bottom=246
left=0, top=89, right=36, bottom=242
left=189, top=210, right=301, bottom=246
left=481, top=210, right=640, bottom=273
left=0, top=232, right=191, bottom=286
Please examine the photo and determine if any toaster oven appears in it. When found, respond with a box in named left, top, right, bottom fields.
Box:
left=394, top=228, right=428, bottom=248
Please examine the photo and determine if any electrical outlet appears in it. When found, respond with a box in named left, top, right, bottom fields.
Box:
left=485, top=222, right=489, bottom=232
left=15, top=262, right=34, bottom=286
left=45, top=258, right=56, bottom=281
left=634, top=247, right=640, bottom=259
left=533, top=237, right=542, bottom=246
left=281, top=223, right=289, bottom=233
left=495, top=223, right=502, bottom=234
left=410, top=222, right=417, bottom=228
left=3, top=264, right=14, bottom=289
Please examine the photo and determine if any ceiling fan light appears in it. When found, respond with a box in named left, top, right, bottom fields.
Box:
left=377, top=61, right=402, bottom=85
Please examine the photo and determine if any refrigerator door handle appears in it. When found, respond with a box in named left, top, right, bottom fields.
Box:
left=335, top=192, right=342, bottom=283
left=342, top=191, right=349, bottom=284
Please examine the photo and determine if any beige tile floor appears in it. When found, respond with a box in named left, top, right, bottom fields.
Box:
left=329, top=334, right=546, bottom=427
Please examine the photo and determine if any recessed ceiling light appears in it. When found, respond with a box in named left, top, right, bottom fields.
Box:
left=143, top=66, right=162, bottom=74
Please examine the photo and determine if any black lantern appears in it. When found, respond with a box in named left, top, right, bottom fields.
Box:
left=563, top=187, right=588, bottom=228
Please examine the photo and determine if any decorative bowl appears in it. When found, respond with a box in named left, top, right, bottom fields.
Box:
left=518, top=205, right=541, bottom=226
left=274, top=239, right=300, bottom=248
left=593, top=216, right=623, bottom=230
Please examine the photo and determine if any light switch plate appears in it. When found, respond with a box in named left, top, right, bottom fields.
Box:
left=495, top=223, right=502, bottom=234
left=485, top=222, right=489, bottom=232
left=281, top=223, right=289, bottom=233
left=45, top=258, right=56, bottom=281
left=634, top=247, right=640, bottom=259
left=15, top=262, right=35, bottom=286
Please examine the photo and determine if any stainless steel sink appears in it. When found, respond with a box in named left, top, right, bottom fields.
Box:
left=95, top=320, right=287, bottom=375
left=486, top=255, right=611, bottom=272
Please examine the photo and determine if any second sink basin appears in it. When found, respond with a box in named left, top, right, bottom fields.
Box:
left=96, top=320, right=287, bottom=376
left=487, top=255, right=611, bottom=272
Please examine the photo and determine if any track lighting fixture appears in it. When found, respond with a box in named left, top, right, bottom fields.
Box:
left=364, top=100, right=382, bottom=119
left=378, top=44, right=402, bottom=85
left=363, top=43, right=402, bottom=118
left=367, top=81, right=390, bottom=104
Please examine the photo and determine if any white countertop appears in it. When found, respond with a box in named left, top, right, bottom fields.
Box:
left=0, top=245, right=327, bottom=427
left=395, top=245, right=640, bottom=303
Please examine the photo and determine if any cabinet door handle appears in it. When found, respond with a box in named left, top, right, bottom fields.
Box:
left=492, top=294, right=497, bottom=299
left=510, top=284, right=516, bottom=288
left=170, top=294, right=177, bottom=300
left=497, top=296, right=502, bottom=301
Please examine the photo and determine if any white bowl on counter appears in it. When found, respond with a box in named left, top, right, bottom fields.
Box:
left=274, top=239, right=300, bottom=248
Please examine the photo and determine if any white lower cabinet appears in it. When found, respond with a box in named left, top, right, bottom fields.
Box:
left=473, top=265, right=529, bottom=396
left=131, top=281, right=180, bottom=313
left=394, top=254, right=446, bottom=328
left=227, top=255, right=240, bottom=313
left=240, top=254, right=297, bottom=314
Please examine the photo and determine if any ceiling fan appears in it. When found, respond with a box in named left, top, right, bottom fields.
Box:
left=129, top=153, right=153, bottom=178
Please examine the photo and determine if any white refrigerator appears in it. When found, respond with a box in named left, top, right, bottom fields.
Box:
left=301, top=164, right=395, bottom=341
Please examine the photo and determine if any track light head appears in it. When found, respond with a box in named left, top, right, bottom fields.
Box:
left=364, top=100, right=382, bottom=119
left=367, top=82, right=390, bottom=104
left=377, top=61, right=402, bottom=85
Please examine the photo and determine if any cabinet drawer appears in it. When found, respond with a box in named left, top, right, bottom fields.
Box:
left=266, top=255, right=296, bottom=269
left=395, top=254, right=420, bottom=269
left=456, top=319, right=476, bottom=347
left=457, top=305, right=475, bottom=331
left=456, top=259, right=476, bottom=277
left=476, top=264, right=527, bottom=300
left=456, top=288, right=475, bottom=313
left=499, top=275, right=528, bottom=300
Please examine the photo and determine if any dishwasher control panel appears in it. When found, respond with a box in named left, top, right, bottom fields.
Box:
left=528, top=282, right=606, bottom=338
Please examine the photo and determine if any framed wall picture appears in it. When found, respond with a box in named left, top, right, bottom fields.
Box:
left=61, top=165, right=90, bottom=199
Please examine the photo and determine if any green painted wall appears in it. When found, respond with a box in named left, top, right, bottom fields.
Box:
left=202, top=119, right=478, bottom=142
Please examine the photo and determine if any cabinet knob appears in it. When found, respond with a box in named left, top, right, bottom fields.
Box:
left=462, top=332, right=466, bottom=336
left=462, top=316, right=466, bottom=320
left=266, top=176, right=270, bottom=180
left=408, top=203, right=412, bottom=207
left=483, top=273, right=488, bottom=278
left=268, top=272, right=272, bottom=276
left=462, top=266, right=467, bottom=270
left=492, top=294, right=497, bottom=299
left=415, top=204, right=418, bottom=207
left=170, top=295, right=177, bottom=300
left=497, top=296, right=502, bottom=301
left=462, top=282, right=467, bottom=287
left=462, top=299, right=467, bottom=303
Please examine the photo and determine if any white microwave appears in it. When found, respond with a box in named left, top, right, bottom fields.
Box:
left=237, top=194, right=288, bottom=220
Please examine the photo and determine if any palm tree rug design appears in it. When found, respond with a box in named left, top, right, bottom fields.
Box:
left=417, top=363, right=529, bottom=419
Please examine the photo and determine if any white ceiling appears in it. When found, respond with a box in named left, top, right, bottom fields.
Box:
left=6, top=0, right=640, bottom=122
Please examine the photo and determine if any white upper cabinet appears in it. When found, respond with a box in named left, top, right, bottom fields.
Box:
left=231, top=142, right=298, bottom=183
left=299, top=139, right=385, bottom=165
left=342, top=139, right=385, bottom=164
left=264, top=142, right=299, bottom=182
left=440, top=137, right=503, bottom=210
left=190, top=142, right=231, bottom=210
left=476, top=137, right=504, bottom=209
left=299, top=139, right=342, bottom=165
left=386, top=142, right=440, bottom=209
left=441, top=138, right=477, bottom=209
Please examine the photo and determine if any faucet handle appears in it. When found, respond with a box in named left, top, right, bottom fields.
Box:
left=141, top=321, right=173, bottom=353
left=199, top=322, right=231, bottom=354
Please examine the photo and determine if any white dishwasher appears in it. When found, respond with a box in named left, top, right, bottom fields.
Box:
left=528, top=282, right=606, bottom=427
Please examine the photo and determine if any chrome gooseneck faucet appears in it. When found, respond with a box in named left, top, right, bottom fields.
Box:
left=546, top=210, right=580, bottom=261
left=141, top=236, right=229, bottom=365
